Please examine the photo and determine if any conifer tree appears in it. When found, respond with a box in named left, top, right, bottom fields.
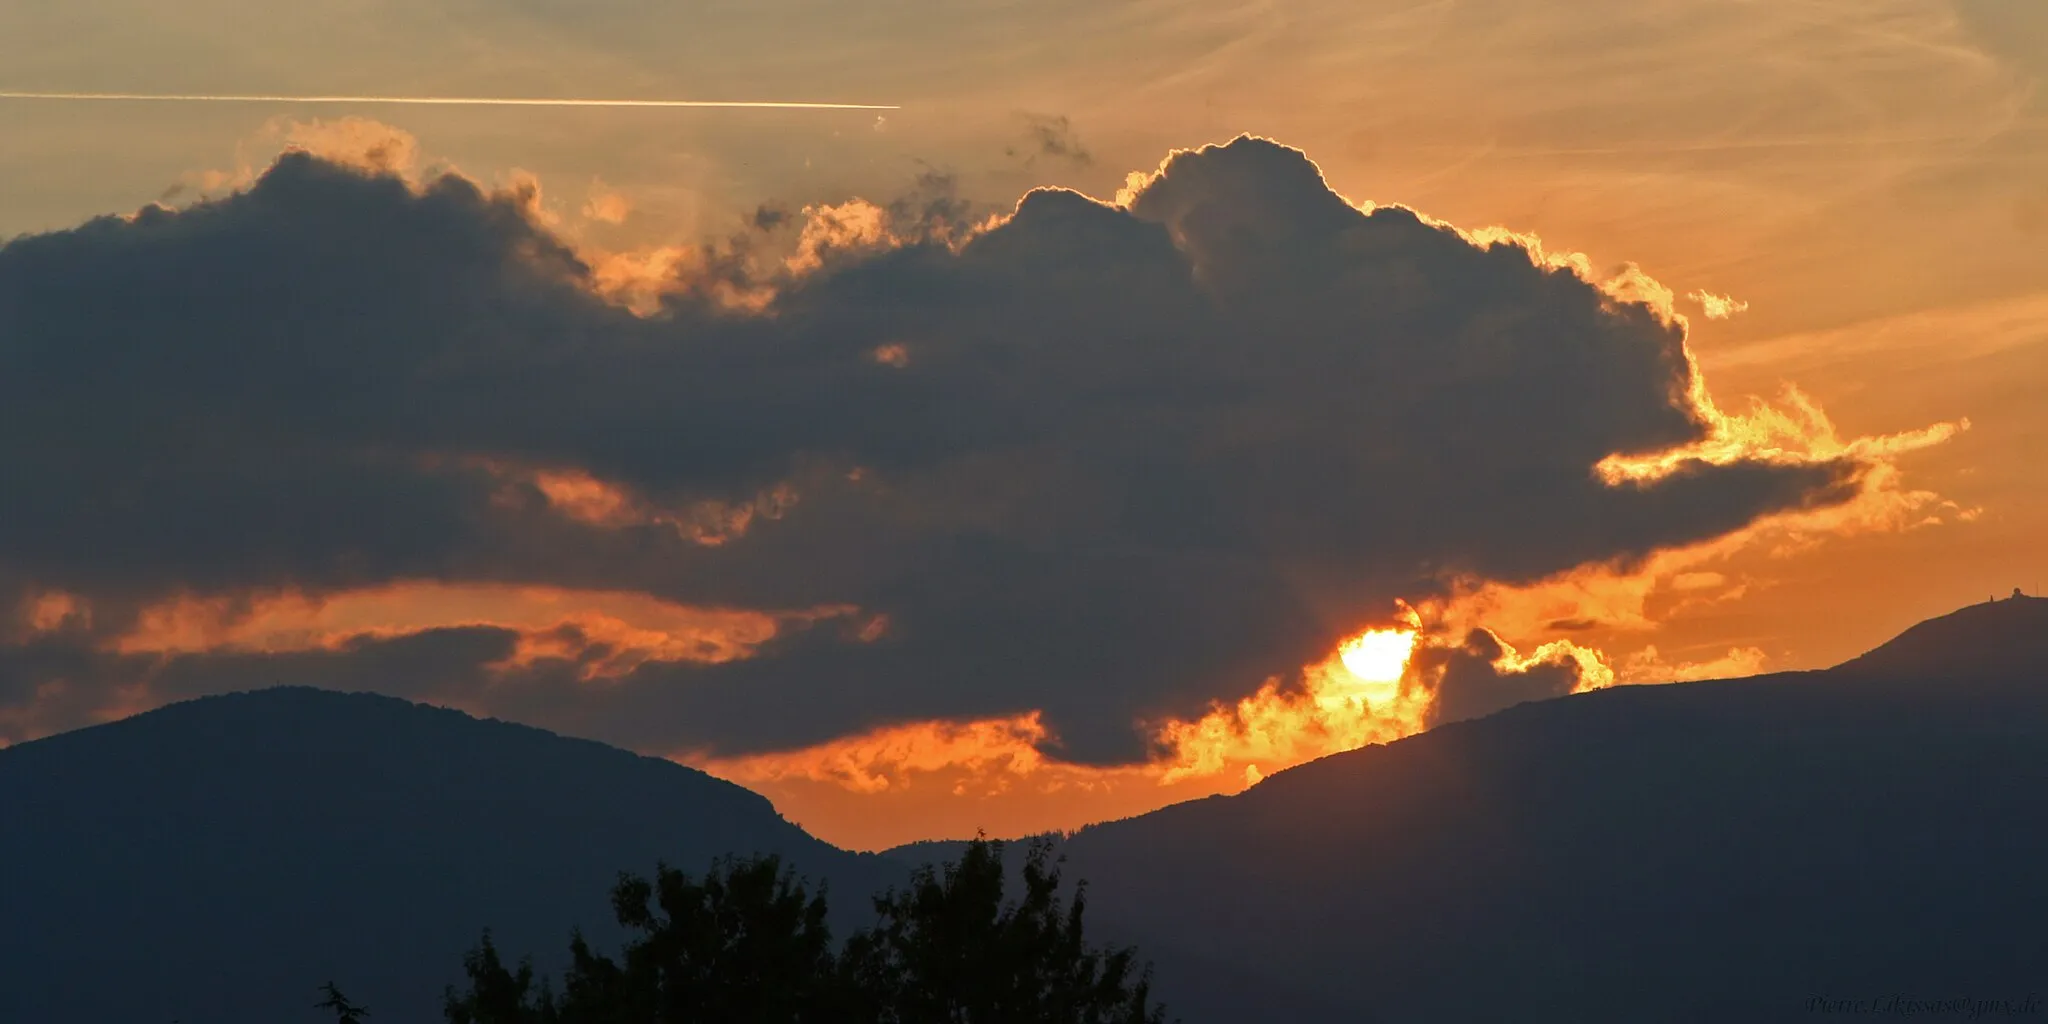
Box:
left=443, top=839, right=1171, bottom=1023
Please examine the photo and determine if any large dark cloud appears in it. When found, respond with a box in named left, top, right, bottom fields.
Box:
left=0, top=137, right=1861, bottom=761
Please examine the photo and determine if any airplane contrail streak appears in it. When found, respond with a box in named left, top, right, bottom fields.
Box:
left=0, top=90, right=897, bottom=110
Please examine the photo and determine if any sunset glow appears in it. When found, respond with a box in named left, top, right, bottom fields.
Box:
left=1337, top=628, right=1418, bottom=692
left=5, top=7, right=2048, bottom=1021
left=108, top=583, right=854, bottom=679
left=3, top=0, right=2041, bottom=858
left=701, top=617, right=1450, bottom=847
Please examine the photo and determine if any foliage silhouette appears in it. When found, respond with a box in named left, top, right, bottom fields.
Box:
left=846, top=836, right=1167, bottom=1024
left=316, top=982, right=371, bottom=1024
left=443, top=837, right=1169, bottom=1023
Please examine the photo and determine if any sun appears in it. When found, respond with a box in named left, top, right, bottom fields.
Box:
left=1312, top=627, right=1419, bottom=715
left=1338, top=628, right=1418, bottom=685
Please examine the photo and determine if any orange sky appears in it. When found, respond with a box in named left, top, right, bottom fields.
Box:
left=1, top=0, right=2042, bottom=850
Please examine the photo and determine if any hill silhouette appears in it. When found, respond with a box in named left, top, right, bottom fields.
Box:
left=1837, top=593, right=2048, bottom=678
left=1055, top=594, right=2048, bottom=1023
left=6, top=599, right=2046, bottom=1023
left=0, top=687, right=900, bottom=1024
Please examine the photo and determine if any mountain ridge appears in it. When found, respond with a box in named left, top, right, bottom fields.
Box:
left=0, top=685, right=902, bottom=1024
left=1055, top=595, right=2048, bottom=1023
left=6, top=598, right=2046, bottom=1023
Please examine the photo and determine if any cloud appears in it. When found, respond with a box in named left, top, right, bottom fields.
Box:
left=1007, top=114, right=1093, bottom=168
left=784, top=198, right=896, bottom=273
left=1147, top=619, right=1430, bottom=785
left=1621, top=644, right=1769, bottom=684
left=703, top=712, right=1056, bottom=796
left=582, top=179, right=633, bottom=226
left=105, top=582, right=843, bottom=677
left=156, top=116, right=427, bottom=206
left=21, top=591, right=90, bottom=638
left=1686, top=289, right=1749, bottom=320
left=0, top=135, right=1946, bottom=774
left=281, top=117, right=422, bottom=178
left=1414, top=628, right=1595, bottom=729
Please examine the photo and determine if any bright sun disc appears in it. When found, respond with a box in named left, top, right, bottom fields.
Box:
left=1338, top=628, right=1418, bottom=684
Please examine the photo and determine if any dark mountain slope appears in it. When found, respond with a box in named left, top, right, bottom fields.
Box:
left=1838, top=592, right=2048, bottom=678
left=8, top=600, right=2044, bottom=1024
left=1060, top=596, right=2048, bottom=1024
left=0, top=687, right=900, bottom=1024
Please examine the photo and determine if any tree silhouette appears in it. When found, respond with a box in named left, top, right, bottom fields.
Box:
left=442, top=933, right=554, bottom=1024
left=845, top=836, right=1167, bottom=1024
left=443, top=838, right=1170, bottom=1023
left=316, top=982, right=371, bottom=1024
left=446, top=854, right=844, bottom=1023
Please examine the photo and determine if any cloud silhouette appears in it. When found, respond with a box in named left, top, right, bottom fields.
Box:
left=1416, top=629, right=1585, bottom=729
left=0, top=137, right=1879, bottom=762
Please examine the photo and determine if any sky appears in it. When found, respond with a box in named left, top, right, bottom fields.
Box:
left=1, top=0, right=2043, bottom=850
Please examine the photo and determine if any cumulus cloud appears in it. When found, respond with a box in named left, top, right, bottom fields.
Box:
left=282, top=117, right=423, bottom=178
left=0, top=135, right=1939, bottom=771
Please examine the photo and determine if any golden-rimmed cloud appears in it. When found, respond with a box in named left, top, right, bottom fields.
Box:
left=0, top=132, right=1968, bottom=832
left=107, top=582, right=847, bottom=680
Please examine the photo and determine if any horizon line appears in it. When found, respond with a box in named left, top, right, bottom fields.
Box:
left=0, top=90, right=898, bottom=111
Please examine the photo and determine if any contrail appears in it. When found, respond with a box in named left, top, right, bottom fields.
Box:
left=0, top=90, right=896, bottom=110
